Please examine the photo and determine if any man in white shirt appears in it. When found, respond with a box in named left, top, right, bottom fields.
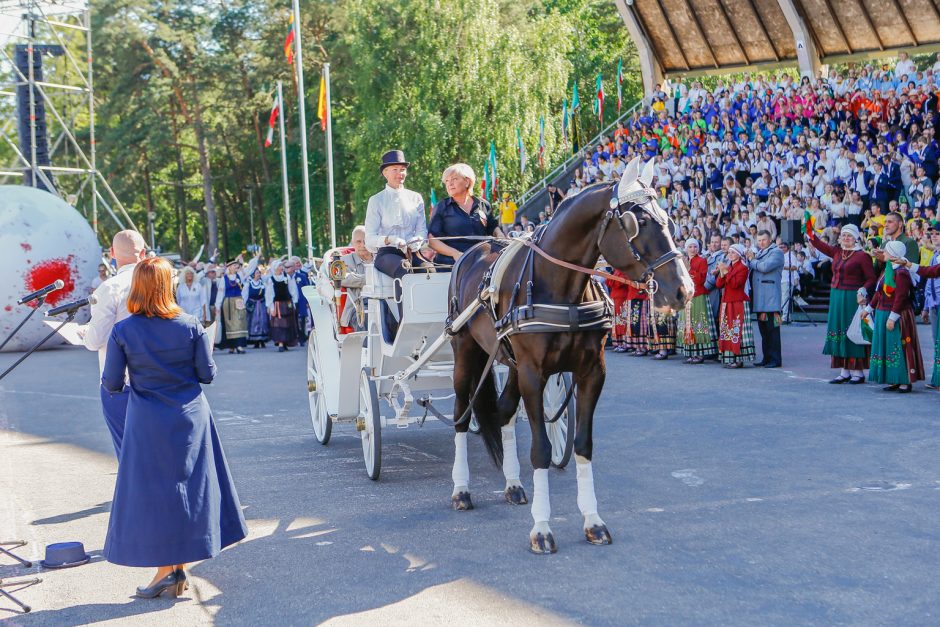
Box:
left=82, top=229, right=147, bottom=456
left=895, top=52, right=916, bottom=82
left=364, top=149, right=429, bottom=336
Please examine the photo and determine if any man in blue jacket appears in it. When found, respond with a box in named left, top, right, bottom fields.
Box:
left=748, top=231, right=785, bottom=367
left=870, top=160, right=894, bottom=208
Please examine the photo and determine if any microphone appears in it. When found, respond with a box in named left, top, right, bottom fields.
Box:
left=17, top=279, right=65, bottom=305
left=46, top=294, right=97, bottom=317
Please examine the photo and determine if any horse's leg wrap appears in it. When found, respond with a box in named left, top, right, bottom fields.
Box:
left=576, top=455, right=612, bottom=545
left=452, top=432, right=469, bottom=495
left=501, top=420, right=521, bottom=486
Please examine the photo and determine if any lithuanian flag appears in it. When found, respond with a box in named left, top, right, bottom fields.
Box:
left=883, top=263, right=896, bottom=297
left=802, top=209, right=814, bottom=235
left=284, top=14, right=295, bottom=66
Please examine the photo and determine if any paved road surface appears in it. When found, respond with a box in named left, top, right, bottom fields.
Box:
left=1, top=324, right=939, bottom=625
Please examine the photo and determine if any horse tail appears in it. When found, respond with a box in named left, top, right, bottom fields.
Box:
left=472, top=369, right=504, bottom=468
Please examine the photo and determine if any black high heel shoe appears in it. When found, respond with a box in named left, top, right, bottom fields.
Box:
left=135, top=571, right=179, bottom=598
left=175, top=568, right=189, bottom=596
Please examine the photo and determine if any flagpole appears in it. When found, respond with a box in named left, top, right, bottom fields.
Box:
left=277, top=80, right=292, bottom=258
left=291, top=0, right=314, bottom=260
left=324, top=63, right=336, bottom=249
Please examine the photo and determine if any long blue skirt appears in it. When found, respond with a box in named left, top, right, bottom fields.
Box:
left=104, top=391, right=248, bottom=567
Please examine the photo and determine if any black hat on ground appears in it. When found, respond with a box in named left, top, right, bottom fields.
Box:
left=379, top=150, right=410, bottom=173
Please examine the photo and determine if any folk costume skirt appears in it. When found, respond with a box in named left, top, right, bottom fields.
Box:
left=624, top=299, right=650, bottom=351
left=932, top=312, right=940, bottom=388
left=677, top=294, right=718, bottom=358
left=824, top=288, right=870, bottom=370
left=612, top=297, right=628, bottom=341
left=648, top=311, right=677, bottom=353
left=869, top=309, right=925, bottom=385
left=270, top=300, right=298, bottom=346
left=718, top=301, right=755, bottom=365
left=218, top=297, right=248, bottom=349
left=246, top=297, right=270, bottom=342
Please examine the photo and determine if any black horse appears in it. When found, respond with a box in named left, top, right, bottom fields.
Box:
left=447, top=157, right=691, bottom=554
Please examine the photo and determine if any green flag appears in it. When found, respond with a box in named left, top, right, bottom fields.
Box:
left=571, top=82, right=580, bottom=110
left=429, top=189, right=437, bottom=216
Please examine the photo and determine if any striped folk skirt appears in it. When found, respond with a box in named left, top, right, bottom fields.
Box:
left=648, top=311, right=677, bottom=353
left=932, top=313, right=940, bottom=388
left=824, top=288, right=869, bottom=370
left=677, top=294, right=718, bottom=358
left=718, top=300, right=755, bottom=365
left=624, top=299, right=650, bottom=350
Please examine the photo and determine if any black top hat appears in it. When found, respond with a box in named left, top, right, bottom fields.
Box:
left=41, top=541, right=90, bottom=569
left=379, top=150, right=410, bottom=173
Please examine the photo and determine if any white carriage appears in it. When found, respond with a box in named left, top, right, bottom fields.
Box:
left=303, top=247, right=574, bottom=480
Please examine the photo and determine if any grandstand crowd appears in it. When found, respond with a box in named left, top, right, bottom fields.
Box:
left=561, top=51, right=939, bottom=253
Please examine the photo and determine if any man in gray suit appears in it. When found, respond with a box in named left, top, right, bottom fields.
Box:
left=748, top=230, right=784, bottom=367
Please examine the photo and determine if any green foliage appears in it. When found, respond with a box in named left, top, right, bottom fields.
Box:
left=65, top=0, right=642, bottom=257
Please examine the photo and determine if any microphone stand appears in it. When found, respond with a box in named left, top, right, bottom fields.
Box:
left=0, top=313, right=73, bottom=612
left=0, top=296, right=46, bottom=352
left=0, top=311, right=75, bottom=382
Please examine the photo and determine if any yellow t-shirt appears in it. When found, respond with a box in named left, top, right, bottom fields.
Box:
left=919, top=245, right=934, bottom=266
left=498, top=201, right=517, bottom=224
left=869, top=214, right=886, bottom=237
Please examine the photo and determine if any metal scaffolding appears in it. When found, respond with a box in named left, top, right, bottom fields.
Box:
left=0, top=0, right=135, bottom=237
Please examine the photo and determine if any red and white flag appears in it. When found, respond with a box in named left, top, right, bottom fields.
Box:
left=265, top=98, right=279, bottom=147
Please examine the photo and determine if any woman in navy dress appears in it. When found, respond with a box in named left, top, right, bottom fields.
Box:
left=242, top=267, right=270, bottom=348
left=102, top=257, right=247, bottom=598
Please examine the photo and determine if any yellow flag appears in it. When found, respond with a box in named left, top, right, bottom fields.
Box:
left=317, top=75, right=327, bottom=130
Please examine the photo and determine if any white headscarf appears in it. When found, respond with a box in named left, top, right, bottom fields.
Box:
left=729, top=243, right=746, bottom=259
left=883, top=240, right=907, bottom=269
left=840, top=224, right=862, bottom=250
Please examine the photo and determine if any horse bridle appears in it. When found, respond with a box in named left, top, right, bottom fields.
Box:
left=600, top=184, right=682, bottom=291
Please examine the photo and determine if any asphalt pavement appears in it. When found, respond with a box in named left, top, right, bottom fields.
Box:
left=1, top=322, right=939, bottom=626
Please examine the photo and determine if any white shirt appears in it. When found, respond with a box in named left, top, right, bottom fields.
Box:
left=84, top=262, right=137, bottom=375
left=176, top=282, right=207, bottom=320
left=895, top=59, right=916, bottom=80
left=364, top=185, right=428, bottom=253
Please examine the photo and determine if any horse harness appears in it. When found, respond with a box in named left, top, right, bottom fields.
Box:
left=441, top=182, right=682, bottom=427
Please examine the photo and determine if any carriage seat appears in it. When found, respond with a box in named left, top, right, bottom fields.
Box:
left=363, top=264, right=395, bottom=299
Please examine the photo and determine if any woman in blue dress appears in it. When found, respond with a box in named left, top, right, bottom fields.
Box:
left=102, top=257, right=247, bottom=598
left=242, top=267, right=270, bottom=348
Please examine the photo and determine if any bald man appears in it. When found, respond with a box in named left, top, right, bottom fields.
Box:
left=83, top=229, right=146, bottom=456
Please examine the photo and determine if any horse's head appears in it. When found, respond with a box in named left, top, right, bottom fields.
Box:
left=599, top=156, right=692, bottom=312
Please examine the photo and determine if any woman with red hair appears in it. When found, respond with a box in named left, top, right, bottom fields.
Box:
left=101, top=257, right=247, bottom=598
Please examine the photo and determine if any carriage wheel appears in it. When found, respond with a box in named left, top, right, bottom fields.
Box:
left=544, top=373, right=575, bottom=469
left=306, top=339, right=332, bottom=445
left=359, top=368, right=382, bottom=480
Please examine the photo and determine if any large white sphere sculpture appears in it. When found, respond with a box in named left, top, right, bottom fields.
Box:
left=0, top=186, right=101, bottom=352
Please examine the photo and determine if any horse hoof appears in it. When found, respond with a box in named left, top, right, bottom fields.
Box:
left=585, top=524, right=613, bottom=545
left=504, top=485, right=528, bottom=505
left=452, top=492, right=474, bottom=511
left=529, top=532, right=557, bottom=554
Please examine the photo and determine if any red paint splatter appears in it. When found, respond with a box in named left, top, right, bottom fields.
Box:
left=20, top=242, right=32, bottom=252
left=3, top=306, right=11, bottom=312
left=25, top=257, right=75, bottom=306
